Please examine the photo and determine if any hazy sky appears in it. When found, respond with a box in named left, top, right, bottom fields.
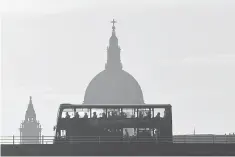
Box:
left=1, top=0, right=235, bottom=137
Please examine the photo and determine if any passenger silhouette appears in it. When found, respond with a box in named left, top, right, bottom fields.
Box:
left=124, top=129, right=130, bottom=141
left=102, top=112, right=107, bottom=119
left=155, top=112, right=161, bottom=120
left=121, top=111, right=127, bottom=118
left=93, top=112, right=97, bottom=119
left=125, top=129, right=129, bottom=136
left=74, top=112, right=80, bottom=118
left=120, top=111, right=124, bottom=117
left=164, top=109, right=170, bottom=120
left=108, top=112, right=112, bottom=118
left=84, top=113, right=88, bottom=118
left=65, top=112, right=70, bottom=119
left=139, top=111, right=144, bottom=118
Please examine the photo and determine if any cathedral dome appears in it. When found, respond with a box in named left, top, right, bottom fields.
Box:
left=83, top=19, right=145, bottom=105
left=84, top=69, right=144, bottom=104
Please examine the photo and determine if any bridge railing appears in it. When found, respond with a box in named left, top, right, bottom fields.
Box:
left=0, top=135, right=235, bottom=145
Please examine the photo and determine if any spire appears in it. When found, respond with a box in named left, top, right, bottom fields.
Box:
left=25, top=96, right=36, bottom=121
left=111, top=19, right=117, bottom=36
left=105, top=19, right=122, bottom=70
left=109, top=19, right=118, bottom=47
left=29, top=96, right=32, bottom=105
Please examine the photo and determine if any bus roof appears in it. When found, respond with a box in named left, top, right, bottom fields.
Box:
left=59, top=103, right=172, bottom=109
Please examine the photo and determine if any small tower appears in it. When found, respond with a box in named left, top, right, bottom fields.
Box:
left=19, top=96, right=42, bottom=144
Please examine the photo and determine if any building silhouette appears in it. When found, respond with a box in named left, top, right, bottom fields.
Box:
left=83, top=19, right=145, bottom=104
left=19, top=96, right=42, bottom=144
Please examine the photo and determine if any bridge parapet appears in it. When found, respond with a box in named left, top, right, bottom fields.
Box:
left=1, top=135, right=235, bottom=145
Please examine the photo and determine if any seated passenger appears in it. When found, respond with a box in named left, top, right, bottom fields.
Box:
left=155, top=112, right=161, bottom=120
left=139, top=111, right=144, bottom=118
left=164, top=109, right=170, bottom=119
left=84, top=113, right=88, bottom=118
left=65, top=112, right=70, bottom=119
left=121, top=112, right=127, bottom=118
left=93, top=112, right=97, bottom=119
left=108, top=112, right=113, bottom=119
left=102, top=112, right=107, bottom=119
left=143, top=111, right=150, bottom=119
left=124, top=129, right=130, bottom=139
left=74, top=112, right=80, bottom=118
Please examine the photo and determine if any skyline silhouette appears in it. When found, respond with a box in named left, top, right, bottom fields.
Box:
left=1, top=0, right=235, bottom=138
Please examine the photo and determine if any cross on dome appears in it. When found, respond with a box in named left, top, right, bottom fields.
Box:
left=111, top=19, right=117, bottom=27
left=111, top=19, right=117, bottom=31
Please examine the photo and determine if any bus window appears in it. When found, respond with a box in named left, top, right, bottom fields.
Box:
left=56, top=131, right=59, bottom=137
left=76, top=108, right=90, bottom=118
left=122, top=108, right=136, bottom=118
left=61, top=108, right=74, bottom=118
left=61, top=130, right=66, bottom=137
left=107, top=108, right=121, bottom=119
left=138, top=108, right=151, bottom=119
left=91, top=108, right=105, bottom=118
left=153, top=128, right=160, bottom=137
left=138, top=128, right=152, bottom=137
left=153, top=108, right=165, bottom=119
left=123, top=128, right=137, bottom=137
left=164, top=107, right=171, bottom=119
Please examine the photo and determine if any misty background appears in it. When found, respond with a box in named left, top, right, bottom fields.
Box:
left=1, top=0, right=235, bottom=137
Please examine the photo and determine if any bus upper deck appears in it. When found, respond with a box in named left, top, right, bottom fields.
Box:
left=57, top=104, right=172, bottom=119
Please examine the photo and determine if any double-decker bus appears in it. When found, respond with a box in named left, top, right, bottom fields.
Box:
left=53, top=104, right=172, bottom=144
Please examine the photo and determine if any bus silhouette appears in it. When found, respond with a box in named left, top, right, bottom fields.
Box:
left=53, top=104, right=172, bottom=144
